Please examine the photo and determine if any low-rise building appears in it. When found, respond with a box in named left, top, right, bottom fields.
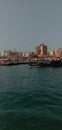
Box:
left=7, top=50, right=19, bottom=59
left=48, top=50, right=56, bottom=56
left=22, top=52, right=29, bottom=57
left=57, top=48, right=62, bottom=57
left=0, top=50, right=8, bottom=57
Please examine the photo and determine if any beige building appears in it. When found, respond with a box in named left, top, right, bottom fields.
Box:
left=22, top=52, right=29, bottom=57
left=48, top=50, right=56, bottom=56
left=57, top=48, right=62, bottom=57
left=1, top=50, right=8, bottom=57
left=35, top=43, right=47, bottom=56
left=7, top=50, right=19, bottom=59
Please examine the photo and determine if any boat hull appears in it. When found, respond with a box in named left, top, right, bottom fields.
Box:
left=28, top=59, right=62, bottom=67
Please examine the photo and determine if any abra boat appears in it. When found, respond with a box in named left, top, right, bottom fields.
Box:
left=50, top=59, right=62, bottom=67
left=38, top=59, right=62, bottom=67
left=29, top=62, right=39, bottom=66
left=38, top=59, right=51, bottom=67
left=28, top=58, right=39, bottom=66
left=0, top=58, right=21, bottom=66
left=28, top=58, right=62, bottom=67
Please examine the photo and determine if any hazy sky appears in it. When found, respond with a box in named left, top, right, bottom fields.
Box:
left=0, top=0, right=62, bottom=51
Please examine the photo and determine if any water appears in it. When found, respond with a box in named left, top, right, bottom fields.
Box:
left=0, top=65, right=62, bottom=130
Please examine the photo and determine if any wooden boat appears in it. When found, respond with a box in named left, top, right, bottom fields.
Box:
left=28, top=58, right=62, bottom=67
left=0, top=60, right=15, bottom=66
left=51, top=59, right=62, bottom=67
left=28, top=61, right=39, bottom=66
left=38, top=59, right=51, bottom=67
left=0, top=59, right=21, bottom=66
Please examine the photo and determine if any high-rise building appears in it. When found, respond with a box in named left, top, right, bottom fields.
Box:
left=35, top=43, right=47, bottom=55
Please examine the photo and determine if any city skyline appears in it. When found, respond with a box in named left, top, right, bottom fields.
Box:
left=0, top=0, right=62, bottom=51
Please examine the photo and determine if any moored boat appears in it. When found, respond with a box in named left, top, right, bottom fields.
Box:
left=50, top=59, right=62, bottom=67
left=0, top=58, right=21, bottom=66
left=28, top=58, right=62, bottom=67
left=29, top=61, right=39, bottom=66
left=38, top=59, right=51, bottom=67
left=28, top=58, right=39, bottom=66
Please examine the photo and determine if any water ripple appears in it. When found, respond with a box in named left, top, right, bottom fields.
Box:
left=0, top=65, right=62, bottom=129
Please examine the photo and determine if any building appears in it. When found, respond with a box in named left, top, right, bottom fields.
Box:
left=0, top=50, right=8, bottom=57
left=7, top=50, right=19, bottom=59
left=22, top=52, right=29, bottom=57
left=57, top=48, right=62, bottom=57
left=35, top=43, right=47, bottom=57
left=48, top=50, right=56, bottom=56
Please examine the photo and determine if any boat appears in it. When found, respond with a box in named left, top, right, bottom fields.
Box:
left=28, top=58, right=39, bottom=66
left=28, top=58, right=62, bottom=67
left=50, top=59, right=62, bottom=67
left=38, top=59, right=51, bottom=67
left=0, top=61, right=14, bottom=66
left=0, top=58, right=21, bottom=66
left=29, top=61, right=39, bottom=66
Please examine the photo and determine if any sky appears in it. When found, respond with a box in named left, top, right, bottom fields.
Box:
left=0, top=0, right=62, bottom=52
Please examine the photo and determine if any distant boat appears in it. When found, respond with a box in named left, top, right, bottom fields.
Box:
left=0, top=58, right=20, bottom=66
left=0, top=61, right=14, bottom=66
left=28, top=58, right=62, bottom=67
left=38, top=59, right=51, bottom=67
left=29, top=61, right=39, bottom=66
left=50, top=59, right=62, bottom=67
left=28, top=58, right=39, bottom=66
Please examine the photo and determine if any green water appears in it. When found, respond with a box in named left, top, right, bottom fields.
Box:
left=0, top=65, right=62, bottom=130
